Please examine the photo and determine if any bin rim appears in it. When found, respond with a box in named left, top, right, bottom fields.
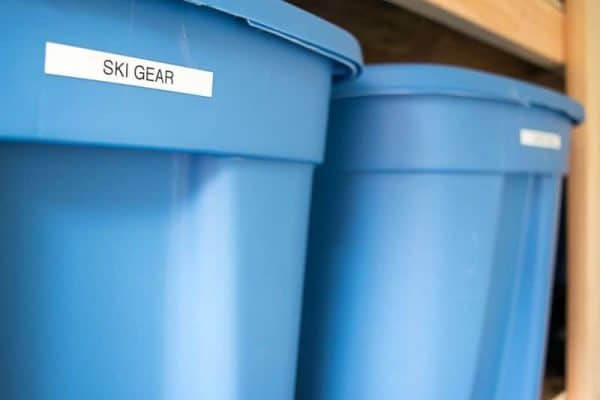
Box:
left=185, top=0, right=364, bottom=79
left=332, top=64, right=584, bottom=124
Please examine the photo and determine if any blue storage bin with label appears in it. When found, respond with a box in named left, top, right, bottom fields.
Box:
left=0, top=1, right=362, bottom=399
left=297, top=65, right=583, bottom=400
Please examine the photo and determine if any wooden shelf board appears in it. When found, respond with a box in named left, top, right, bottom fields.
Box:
left=386, top=0, right=565, bottom=68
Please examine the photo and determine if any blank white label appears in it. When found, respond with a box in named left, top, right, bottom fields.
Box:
left=520, top=129, right=562, bottom=150
left=44, top=42, right=214, bottom=98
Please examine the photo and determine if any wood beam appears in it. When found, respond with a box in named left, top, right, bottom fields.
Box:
left=566, top=0, right=600, bottom=399
left=386, top=0, right=565, bottom=67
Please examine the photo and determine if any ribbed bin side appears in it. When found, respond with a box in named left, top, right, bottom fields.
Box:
left=298, top=171, right=562, bottom=400
left=0, top=143, right=313, bottom=400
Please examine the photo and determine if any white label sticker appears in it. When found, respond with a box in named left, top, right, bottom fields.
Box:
left=520, top=129, right=562, bottom=150
left=44, top=42, right=213, bottom=98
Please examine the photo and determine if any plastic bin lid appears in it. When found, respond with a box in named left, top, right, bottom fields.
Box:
left=333, top=64, right=584, bottom=123
left=186, top=0, right=363, bottom=78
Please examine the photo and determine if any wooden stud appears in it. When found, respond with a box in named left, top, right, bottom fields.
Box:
left=566, top=0, right=600, bottom=399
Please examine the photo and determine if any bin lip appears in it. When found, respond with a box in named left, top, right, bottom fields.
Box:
left=332, top=64, right=585, bottom=124
left=185, top=0, right=364, bottom=79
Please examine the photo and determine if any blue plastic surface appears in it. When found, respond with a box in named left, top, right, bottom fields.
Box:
left=187, top=0, right=363, bottom=78
left=333, top=64, right=584, bottom=123
left=0, top=1, right=363, bottom=399
left=297, top=65, right=583, bottom=400
left=0, top=0, right=362, bottom=163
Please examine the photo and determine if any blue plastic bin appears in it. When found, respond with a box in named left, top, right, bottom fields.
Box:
left=297, top=65, right=584, bottom=400
left=0, top=1, right=362, bottom=399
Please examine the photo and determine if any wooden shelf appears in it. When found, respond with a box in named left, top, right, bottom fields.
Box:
left=289, top=0, right=564, bottom=90
left=386, top=0, right=566, bottom=67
